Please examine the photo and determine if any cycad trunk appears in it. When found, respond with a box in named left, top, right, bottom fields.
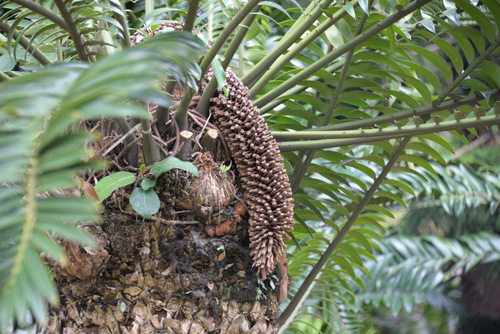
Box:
left=46, top=67, right=293, bottom=334
left=47, top=205, right=280, bottom=333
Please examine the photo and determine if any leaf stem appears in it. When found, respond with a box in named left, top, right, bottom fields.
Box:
left=175, top=0, right=261, bottom=152
left=253, top=0, right=432, bottom=108
left=196, top=5, right=262, bottom=117
left=290, top=4, right=369, bottom=192
left=248, top=4, right=352, bottom=97
left=0, top=21, right=52, bottom=66
left=53, top=0, right=91, bottom=62
left=277, top=136, right=411, bottom=331
left=242, top=0, right=335, bottom=88
left=141, top=117, right=161, bottom=164
left=317, top=89, right=499, bottom=131
left=183, top=0, right=200, bottom=32
left=109, top=0, right=131, bottom=49
left=174, top=87, right=195, bottom=159
left=198, top=0, right=261, bottom=77
left=5, top=163, right=35, bottom=289
left=175, top=88, right=194, bottom=132
left=277, top=115, right=500, bottom=152
left=115, top=117, right=139, bottom=167
left=9, top=0, right=67, bottom=30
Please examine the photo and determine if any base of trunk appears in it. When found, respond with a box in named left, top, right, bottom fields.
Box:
left=47, top=207, right=281, bottom=333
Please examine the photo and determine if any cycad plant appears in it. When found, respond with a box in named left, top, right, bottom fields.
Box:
left=1, top=0, right=499, bottom=332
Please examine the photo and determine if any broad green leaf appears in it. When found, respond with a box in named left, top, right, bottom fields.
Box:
left=39, top=132, right=93, bottom=155
left=398, top=59, right=442, bottom=94
left=293, top=194, right=328, bottom=223
left=31, top=232, right=67, bottom=265
left=448, top=28, right=475, bottom=65
left=37, top=221, right=95, bottom=246
left=338, top=90, right=388, bottom=105
left=455, top=26, right=486, bottom=53
left=94, top=171, right=136, bottom=203
left=459, top=78, right=490, bottom=91
left=270, top=109, right=321, bottom=126
left=38, top=148, right=92, bottom=174
left=337, top=243, right=363, bottom=266
left=150, top=156, right=199, bottom=177
left=129, top=187, right=160, bottom=218
left=334, top=18, right=353, bottom=42
left=299, top=80, right=333, bottom=99
left=300, top=179, right=340, bottom=203
left=358, top=0, right=370, bottom=14
left=324, top=24, right=344, bottom=48
left=390, top=295, right=403, bottom=316
left=420, top=12, right=435, bottom=33
left=141, top=178, right=156, bottom=191
left=343, top=3, right=355, bottom=18
left=476, top=61, right=500, bottom=89
left=372, top=87, right=420, bottom=109
left=388, top=70, right=432, bottom=103
left=347, top=230, right=373, bottom=253
left=0, top=53, right=16, bottom=71
left=346, top=161, right=376, bottom=180
left=353, top=51, right=403, bottom=73
left=281, top=94, right=327, bottom=113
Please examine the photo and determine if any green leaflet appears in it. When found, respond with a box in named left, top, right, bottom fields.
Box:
left=357, top=233, right=500, bottom=316
left=150, top=156, right=199, bottom=177
left=399, top=44, right=453, bottom=83
left=211, top=56, right=226, bottom=90
left=129, top=187, right=161, bottom=218
left=94, top=172, right=136, bottom=203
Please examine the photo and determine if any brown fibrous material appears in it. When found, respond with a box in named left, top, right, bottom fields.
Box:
left=201, top=69, right=294, bottom=280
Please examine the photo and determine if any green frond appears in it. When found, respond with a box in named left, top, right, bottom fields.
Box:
left=357, top=232, right=500, bottom=315
left=0, top=32, right=204, bottom=327
left=388, top=162, right=500, bottom=216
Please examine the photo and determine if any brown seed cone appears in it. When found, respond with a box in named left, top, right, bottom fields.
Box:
left=201, top=69, right=294, bottom=280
